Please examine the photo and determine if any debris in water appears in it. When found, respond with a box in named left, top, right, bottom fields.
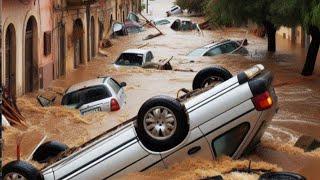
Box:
left=294, top=135, right=320, bottom=152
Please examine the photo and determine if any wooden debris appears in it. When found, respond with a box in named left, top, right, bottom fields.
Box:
left=2, top=96, right=27, bottom=127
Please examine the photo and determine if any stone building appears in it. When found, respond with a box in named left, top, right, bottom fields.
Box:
left=1, top=0, right=141, bottom=98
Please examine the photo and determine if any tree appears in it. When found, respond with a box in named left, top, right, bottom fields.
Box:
left=175, top=0, right=208, bottom=14
left=205, top=0, right=278, bottom=52
left=270, top=0, right=320, bottom=76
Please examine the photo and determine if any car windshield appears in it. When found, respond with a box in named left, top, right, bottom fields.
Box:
left=62, top=86, right=110, bottom=108
left=115, top=53, right=144, bottom=66
left=187, top=47, right=208, bottom=57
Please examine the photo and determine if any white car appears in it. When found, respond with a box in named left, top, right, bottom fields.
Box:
left=61, top=77, right=127, bottom=115
left=166, top=5, right=182, bottom=17
left=3, top=65, right=278, bottom=180
left=188, top=40, right=249, bottom=57
left=114, top=49, right=154, bottom=67
left=150, top=18, right=171, bottom=26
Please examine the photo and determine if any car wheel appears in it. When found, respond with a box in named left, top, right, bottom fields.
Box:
left=192, top=66, right=233, bottom=90
left=259, top=172, right=306, bottom=180
left=2, top=161, right=42, bottom=180
left=136, top=95, right=189, bottom=152
left=32, top=141, right=68, bottom=163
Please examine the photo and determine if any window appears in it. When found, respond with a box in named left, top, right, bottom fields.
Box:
left=204, top=47, right=222, bottom=56
left=44, top=31, right=52, bottom=56
left=188, top=48, right=208, bottom=57
left=211, top=123, right=250, bottom=157
left=115, top=53, right=144, bottom=66
left=146, top=52, right=154, bottom=62
left=108, top=78, right=121, bottom=94
left=219, top=42, right=238, bottom=54
left=62, top=86, right=110, bottom=108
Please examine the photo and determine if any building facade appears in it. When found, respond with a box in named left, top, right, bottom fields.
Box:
left=1, top=0, right=141, bottom=98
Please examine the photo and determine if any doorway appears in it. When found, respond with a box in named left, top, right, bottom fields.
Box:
left=25, top=16, right=39, bottom=93
left=5, top=24, right=16, bottom=98
left=58, top=23, right=66, bottom=76
left=73, top=19, right=84, bottom=69
left=91, top=16, right=96, bottom=58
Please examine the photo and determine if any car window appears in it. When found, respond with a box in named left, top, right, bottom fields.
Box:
left=107, top=78, right=121, bottom=94
left=219, top=42, right=238, bottom=53
left=62, top=86, right=110, bottom=107
left=188, top=48, right=208, bottom=57
left=146, top=52, right=154, bottom=62
left=204, top=47, right=222, bottom=56
left=115, top=53, right=144, bottom=66
left=211, top=123, right=250, bottom=157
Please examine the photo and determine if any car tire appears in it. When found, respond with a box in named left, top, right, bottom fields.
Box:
left=2, top=161, right=42, bottom=180
left=259, top=172, right=306, bottom=180
left=192, top=66, right=233, bottom=90
left=32, top=141, right=68, bottom=163
left=136, top=95, right=189, bottom=152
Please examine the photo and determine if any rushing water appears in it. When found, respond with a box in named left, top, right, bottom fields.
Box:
left=3, top=0, right=320, bottom=179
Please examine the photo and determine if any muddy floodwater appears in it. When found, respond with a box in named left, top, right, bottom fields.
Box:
left=3, top=0, right=320, bottom=179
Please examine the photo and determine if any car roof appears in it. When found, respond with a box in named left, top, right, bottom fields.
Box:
left=203, top=39, right=232, bottom=49
left=123, top=49, right=150, bottom=55
left=66, top=77, right=110, bottom=94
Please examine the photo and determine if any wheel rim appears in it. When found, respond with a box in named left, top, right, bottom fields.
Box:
left=4, top=172, right=27, bottom=180
left=202, top=76, right=224, bottom=88
left=143, top=106, right=177, bottom=140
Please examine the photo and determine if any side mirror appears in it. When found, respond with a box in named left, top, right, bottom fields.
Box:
left=120, top=82, right=127, bottom=87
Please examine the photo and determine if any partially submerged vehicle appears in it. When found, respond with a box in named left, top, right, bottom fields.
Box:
left=61, top=77, right=127, bottom=115
left=150, top=18, right=171, bottom=26
left=3, top=65, right=279, bottom=179
left=188, top=39, right=249, bottom=57
left=166, top=5, right=182, bottom=17
left=111, top=21, right=144, bottom=36
left=171, top=18, right=201, bottom=31
left=114, top=49, right=154, bottom=67
left=127, top=12, right=140, bottom=23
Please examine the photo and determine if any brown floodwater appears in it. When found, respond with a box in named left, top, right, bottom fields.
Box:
left=2, top=0, right=320, bottom=179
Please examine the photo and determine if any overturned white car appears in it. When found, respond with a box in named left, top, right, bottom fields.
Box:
left=3, top=65, right=278, bottom=180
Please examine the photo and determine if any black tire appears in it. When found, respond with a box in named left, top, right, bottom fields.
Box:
left=192, top=66, right=233, bottom=90
left=136, top=95, right=189, bottom=152
left=32, top=141, right=68, bottom=163
left=259, top=172, right=306, bottom=180
left=2, top=161, right=42, bottom=180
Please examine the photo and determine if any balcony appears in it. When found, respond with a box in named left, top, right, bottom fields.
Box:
left=66, top=0, right=99, bottom=6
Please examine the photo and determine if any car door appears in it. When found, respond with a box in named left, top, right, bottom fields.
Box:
left=161, top=127, right=213, bottom=166
left=79, top=86, right=111, bottom=114
left=107, top=78, right=126, bottom=107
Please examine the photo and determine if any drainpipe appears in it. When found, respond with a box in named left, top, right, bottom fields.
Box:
left=86, top=3, right=91, bottom=62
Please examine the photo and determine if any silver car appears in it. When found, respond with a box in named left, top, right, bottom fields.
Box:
left=114, top=49, right=154, bottom=67
left=3, top=65, right=278, bottom=180
left=188, top=40, right=249, bottom=57
left=61, top=77, right=127, bottom=115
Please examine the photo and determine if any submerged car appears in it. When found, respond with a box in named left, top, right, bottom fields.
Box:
left=3, top=64, right=278, bottom=179
left=171, top=18, right=201, bottom=31
left=61, top=77, right=127, bottom=115
left=114, top=49, right=154, bottom=67
left=150, top=18, right=171, bottom=26
left=188, top=39, right=249, bottom=57
left=166, top=5, right=182, bottom=17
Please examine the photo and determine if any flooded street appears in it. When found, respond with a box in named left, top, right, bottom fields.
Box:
left=2, top=0, right=320, bottom=179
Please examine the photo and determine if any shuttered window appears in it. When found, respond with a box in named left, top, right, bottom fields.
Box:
left=44, top=31, right=52, bottom=56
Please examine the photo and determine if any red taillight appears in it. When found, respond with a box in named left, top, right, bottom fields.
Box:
left=252, top=91, right=273, bottom=111
left=110, top=98, right=120, bottom=111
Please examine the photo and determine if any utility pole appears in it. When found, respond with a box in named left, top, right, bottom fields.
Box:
left=146, top=0, right=148, bottom=14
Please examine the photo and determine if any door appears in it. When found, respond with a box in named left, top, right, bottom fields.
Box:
left=5, top=26, right=16, bottom=98
left=25, top=30, right=33, bottom=92
left=58, top=25, right=66, bottom=76
left=162, top=127, right=213, bottom=166
left=74, top=39, right=80, bottom=69
left=91, top=17, right=96, bottom=58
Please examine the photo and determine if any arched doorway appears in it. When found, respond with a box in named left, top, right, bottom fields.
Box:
left=73, top=19, right=84, bottom=69
left=91, top=16, right=96, bottom=58
left=25, top=16, right=39, bottom=93
left=5, top=24, right=17, bottom=98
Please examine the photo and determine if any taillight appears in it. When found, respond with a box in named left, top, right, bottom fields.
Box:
left=110, top=98, right=120, bottom=111
left=252, top=91, right=273, bottom=111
